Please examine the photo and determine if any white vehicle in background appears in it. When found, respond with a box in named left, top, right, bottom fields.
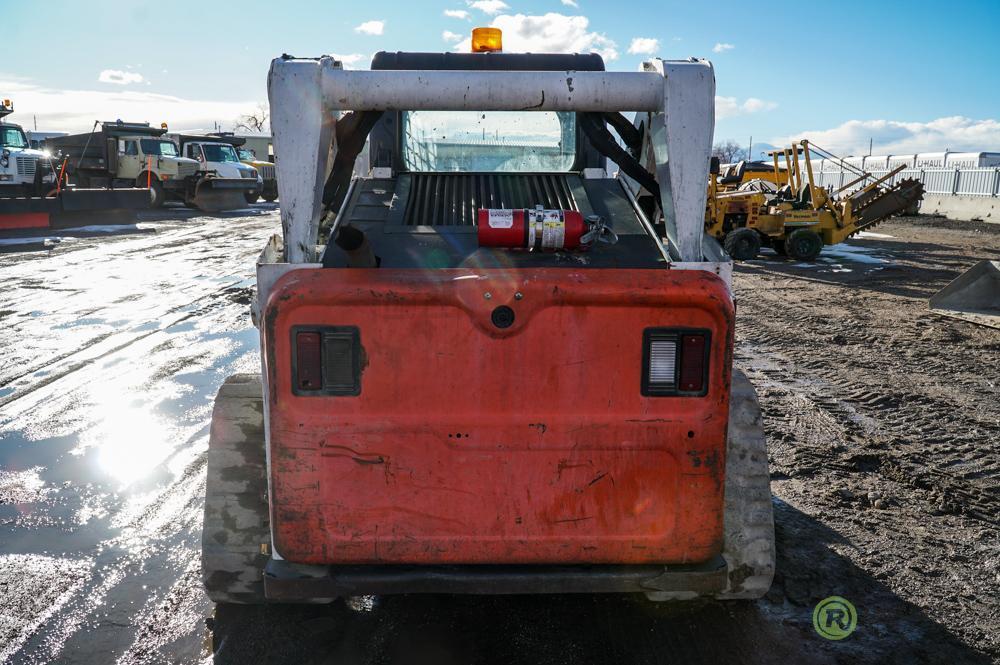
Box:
left=172, top=134, right=261, bottom=207
left=0, top=99, right=56, bottom=196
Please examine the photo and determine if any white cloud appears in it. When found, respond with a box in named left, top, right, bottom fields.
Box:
left=627, top=37, right=659, bottom=55
left=332, top=53, right=365, bottom=69
left=444, top=9, right=470, bottom=19
left=442, top=30, right=463, bottom=42
left=2, top=75, right=259, bottom=133
left=772, top=116, right=1000, bottom=155
left=354, top=20, right=384, bottom=35
left=453, top=13, right=618, bottom=61
left=715, top=96, right=777, bottom=119
left=98, top=69, right=144, bottom=85
left=712, top=42, right=734, bottom=53
left=561, top=0, right=579, bottom=6
left=468, top=0, right=509, bottom=14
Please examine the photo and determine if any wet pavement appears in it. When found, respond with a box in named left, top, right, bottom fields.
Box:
left=0, top=209, right=995, bottom=664
left=1, top=206, right=271, bottom=664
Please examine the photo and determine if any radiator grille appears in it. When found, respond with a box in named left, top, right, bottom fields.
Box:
left=402, top=173, right=577, bottom=226
left=260, top=165, right=276, bottom=181
left=176, top=161, right=197, bottom=178
left=16, top=156, right=36, bottom=178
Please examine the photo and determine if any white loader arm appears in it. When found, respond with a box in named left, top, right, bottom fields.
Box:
left=267, top=55, right=715, bottom=264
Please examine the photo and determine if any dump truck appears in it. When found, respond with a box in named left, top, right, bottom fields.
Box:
left=171, top=133, right=261, bottom=208
left=202, top=33, right=775, bottom=605
left=208, top=132, right=278, bottom=202
left=0, top=99, right=57, bottom=196
left=0, top=103, right=149, bottom=231
left=48, top=122, right=253, bottom=212
left=706, top=140, right=925, bottom=260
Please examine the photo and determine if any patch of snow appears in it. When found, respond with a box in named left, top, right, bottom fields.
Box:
left=821, top=242, right=890, bottom=265
left=855, top=231, right=895, bottom=239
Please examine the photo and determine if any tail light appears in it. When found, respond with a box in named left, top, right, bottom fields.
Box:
left=293, top=326, right=362, bottom=396
left=642, top=328, right=710, bottom=396
left=295, top=331, right=322, bottom=390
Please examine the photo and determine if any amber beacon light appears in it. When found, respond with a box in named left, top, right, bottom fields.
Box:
left=471, top=27, right=502, bottom=52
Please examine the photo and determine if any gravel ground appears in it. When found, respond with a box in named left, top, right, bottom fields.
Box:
left=0, top=209, right=996, bottom=664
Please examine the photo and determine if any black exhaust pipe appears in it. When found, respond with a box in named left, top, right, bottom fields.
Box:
left=334, top=224, right=379, bottom=268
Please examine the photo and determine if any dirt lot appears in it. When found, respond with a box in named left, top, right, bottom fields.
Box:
left=735, top=216, right=1000, bottom=664
left=0, top=211, right=997, bottom=664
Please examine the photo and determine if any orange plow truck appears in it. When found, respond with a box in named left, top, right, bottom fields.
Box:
left=202, top=38, right=774, bottom=604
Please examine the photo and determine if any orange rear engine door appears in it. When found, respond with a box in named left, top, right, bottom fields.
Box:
left=263, top=267, right=733, bottom=566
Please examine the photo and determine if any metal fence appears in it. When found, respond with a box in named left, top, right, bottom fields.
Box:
left=812, top=166, right=1000, bottom=198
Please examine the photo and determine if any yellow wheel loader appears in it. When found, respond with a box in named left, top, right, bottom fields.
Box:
left=706, top=140, right=924, bottom=261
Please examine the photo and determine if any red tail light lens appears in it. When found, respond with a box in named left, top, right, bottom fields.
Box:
left=295, top=331, right=322, bottom=390
left=292, top=326, right=362, bottom=396
left=679, top=334, right=707, bottom=392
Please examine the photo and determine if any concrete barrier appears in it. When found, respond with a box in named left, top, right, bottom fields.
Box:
left=920, top=194, right=999, bottom=223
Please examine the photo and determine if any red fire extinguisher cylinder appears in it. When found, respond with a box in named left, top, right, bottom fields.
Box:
left=477, top=208, right=587, bottom=250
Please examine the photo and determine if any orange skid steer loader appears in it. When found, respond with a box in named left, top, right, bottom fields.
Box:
left=202, top=41, right=775, bottom=603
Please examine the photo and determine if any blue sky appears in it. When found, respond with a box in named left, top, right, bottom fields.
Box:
left=4, top=0, right=998, bottom=155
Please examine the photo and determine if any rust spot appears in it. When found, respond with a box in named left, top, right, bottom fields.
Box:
left=529, top=422, right=547, bottom=434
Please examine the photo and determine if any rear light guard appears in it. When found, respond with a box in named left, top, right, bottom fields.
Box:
left=291, top=325, right=362, bottom=396
left=642, top=328, right=711, bottom=397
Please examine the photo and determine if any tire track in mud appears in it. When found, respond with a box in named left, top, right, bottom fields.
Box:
left=736, top=293, right=999, bottom=526
left=731, top=217, right=1000, bottom=661
left=0, top=207, right=276, bottom=395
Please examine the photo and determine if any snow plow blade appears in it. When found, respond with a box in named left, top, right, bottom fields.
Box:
left=929, top=260, right=1000, bottom=329
left=191, top=178, right=255, bottom=212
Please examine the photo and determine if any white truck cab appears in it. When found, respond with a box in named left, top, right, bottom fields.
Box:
left=181, top=139, right=260, bottom=189
left=0, top=99, right=56, bottom=194
left=166, top=134, right=262, bottom=209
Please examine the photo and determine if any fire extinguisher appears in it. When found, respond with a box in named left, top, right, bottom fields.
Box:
left=477, top=206, right=617, bottom=250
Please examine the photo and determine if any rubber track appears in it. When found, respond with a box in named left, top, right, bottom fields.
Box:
left=716, top=369, right=776, bottom=599
left=202, top=373, right=270, bottom=604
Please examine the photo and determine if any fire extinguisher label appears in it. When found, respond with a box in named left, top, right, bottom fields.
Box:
left=541, top=210, right=565, bottom=249
left=487, top=209, right=513, bottom=229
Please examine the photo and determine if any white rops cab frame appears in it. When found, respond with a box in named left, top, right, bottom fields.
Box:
left=266, top=56, right=726, bottom=269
